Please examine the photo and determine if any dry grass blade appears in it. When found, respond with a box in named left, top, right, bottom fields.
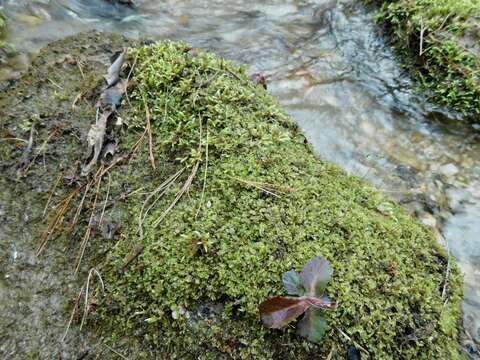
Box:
left=37, top=187, right=80, bottom=256
left=43, top=172, right=63, bottom=217
left=62, top=284, right=84, bottom=342
left=80, top=268, right=105, bottom=330
left=231, top=177, right=295, bottom=198
left=138, top=168, right=185, bottom=238
left=337, top=328, right=369, bottom=356
left=103, top=344, right=129, bottom=360
left=62, top=268, right=104, bottom=342
left=74, top=175, right=102, bottom=274
left=144, top=101, right=156, bottom=169
left=23, top=125, right=61, bottom=175
left=152, top=161, right=199, bottom=228
left=98, top=173, right=111, bottom=230
left=195, top=127, right=209, bottom=219
left=69, top=182, right=91, bottom=231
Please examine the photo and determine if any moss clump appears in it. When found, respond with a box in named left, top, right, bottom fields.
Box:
left=369, top=0, right=480, bottom=119
left=84, top=41, right=464, bottom=359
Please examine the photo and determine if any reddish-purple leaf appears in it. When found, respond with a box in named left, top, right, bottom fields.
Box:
left=259, top=296, right=311, bottom=329
left=300, top=256, right=333, bottom=296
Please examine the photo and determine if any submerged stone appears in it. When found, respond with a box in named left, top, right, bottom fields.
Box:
left=0, top=32, right=463, bottom=359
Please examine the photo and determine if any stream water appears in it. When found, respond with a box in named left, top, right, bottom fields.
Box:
left=1, top=0, right=479, bottom=358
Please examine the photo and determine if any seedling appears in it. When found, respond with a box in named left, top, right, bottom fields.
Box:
left=259, top=256, right=336, bottom=343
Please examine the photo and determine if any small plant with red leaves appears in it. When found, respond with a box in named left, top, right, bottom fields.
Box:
left=259, top=256, right=336, bottom=343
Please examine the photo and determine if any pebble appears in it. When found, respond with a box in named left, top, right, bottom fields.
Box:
left=438, top=163, right=459, bottom=177
left=420, top=213, right=437, bottom=228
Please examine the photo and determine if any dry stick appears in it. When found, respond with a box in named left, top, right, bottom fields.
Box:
left=138, top=168, right=185, bottom=238
left=37, top=187, right=80, bottom=256
left=195, top=127, right=209, bottom=219
left=74, top=174, right=102, bottom=274
left=43, top=172, right=63, bottom=217
left=337, top=328, right=369, bottom=356
left=144, top=101, right=156, bottom=169
left=80, top=268, right=105, bottom=330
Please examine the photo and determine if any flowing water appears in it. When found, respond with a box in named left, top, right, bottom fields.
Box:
left=1, top=0, right=479, bottom=357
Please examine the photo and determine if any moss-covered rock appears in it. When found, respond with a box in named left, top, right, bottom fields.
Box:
left=0, top=32, right=463, bottom=359
left=368, top=0, right=480, bottom=120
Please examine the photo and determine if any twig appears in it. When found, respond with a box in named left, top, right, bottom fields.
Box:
left=122, top=245, right=144, bottom=271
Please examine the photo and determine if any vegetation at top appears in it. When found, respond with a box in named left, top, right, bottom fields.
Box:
left=370, top=0, right=480, bottom=119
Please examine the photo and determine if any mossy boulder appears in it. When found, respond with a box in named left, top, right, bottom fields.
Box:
left=0, top=32, right=463, bottom=359
left=368, top=0, right=480, bottom=120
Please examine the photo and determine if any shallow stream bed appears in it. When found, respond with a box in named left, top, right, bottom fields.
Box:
left=1, top=0, right=479, bottom=358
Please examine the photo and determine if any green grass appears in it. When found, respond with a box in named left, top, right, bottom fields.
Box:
left=371, top=0, right=480, bottom=118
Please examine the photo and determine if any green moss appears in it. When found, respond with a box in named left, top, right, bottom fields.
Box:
left=86, top=42, right=464, bottom=359
left=370, top=0, right=480, bottom=119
